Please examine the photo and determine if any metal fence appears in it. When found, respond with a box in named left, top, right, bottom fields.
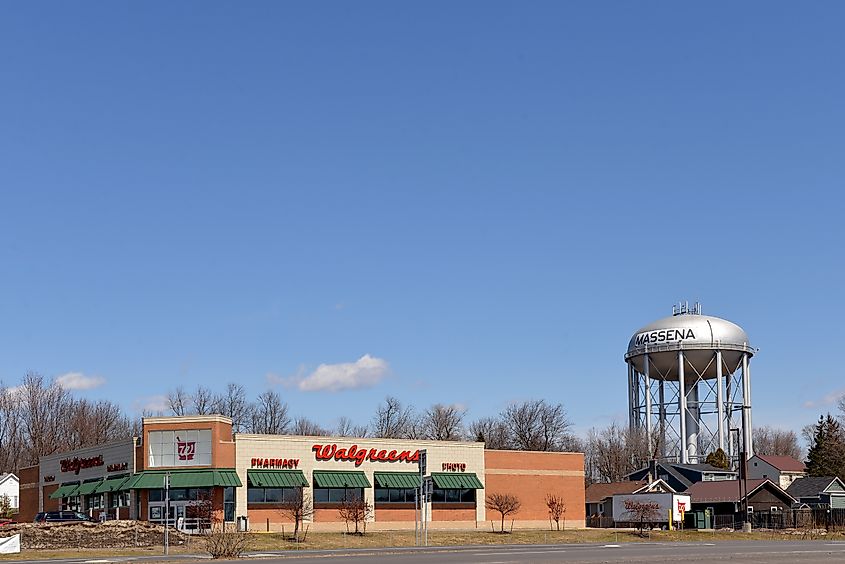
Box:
left=591, top=508, right=845, bottom=531
left=713, top=508, right=845, bottom=531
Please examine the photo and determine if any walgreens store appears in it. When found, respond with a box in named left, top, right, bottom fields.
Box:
left=19, top=415, right=585, bottom=530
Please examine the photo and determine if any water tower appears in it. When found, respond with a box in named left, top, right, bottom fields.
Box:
left=624, top=303, right=756, bottom=464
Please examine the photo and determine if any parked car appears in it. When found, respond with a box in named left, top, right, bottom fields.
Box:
left=33, top=511, right=94, bottom=524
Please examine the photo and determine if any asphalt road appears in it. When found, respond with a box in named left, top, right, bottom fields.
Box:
left=243, top=541, right=845, bottom=563
left=6, top=541, right=845, bottom=564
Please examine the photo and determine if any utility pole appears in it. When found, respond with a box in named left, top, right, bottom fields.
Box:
left=164, top=473, right=171, bottom=556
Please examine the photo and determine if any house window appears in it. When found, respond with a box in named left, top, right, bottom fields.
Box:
left=747, top=506, right=754, bottom=513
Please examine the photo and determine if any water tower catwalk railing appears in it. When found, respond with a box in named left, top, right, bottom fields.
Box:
left=625, top=341, right=755, bottom=466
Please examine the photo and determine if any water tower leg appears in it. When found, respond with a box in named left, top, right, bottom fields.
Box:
left=658, top=380, right=666, bottom=459
left=716, top=351, right=725, bottom=452
left=678, top=351, right=687, bottom=464
left=726, top=364, right=733, bottom=461
left=687, top=383, right=700, bottom=463
left=742, top=352, right=753, bottom=459
left=644, top=355, right=653, bottom=454
left=633, top=369, right=641, bottom=429
left=627, top=362, right=635, bottom=430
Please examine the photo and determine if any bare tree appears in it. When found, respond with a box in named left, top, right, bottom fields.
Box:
left=371, top=396, right=415, bottom=439
left=167, top=386, right=191, bottom=416
left=468, top=416, right=511, bottom=450
left=753, top=425, right=802, bottom=459
left=250, top=390, right=291, bottom=434
left=422, top=404, right=465, bottom=441
left=291, top=417, right=329, bottom=436
left=584, top=423, right=653, bottom=483
left=545, top=493, right=566, bottom=531
left=503, top=400, right=574, bottom=451
left=214, top=383, right=252, bottom=433
left=485, top=493, right=521, bottom=533
left=335, top=416, right=368, bottom=438
left=193, top=386, right=216, bottom=415
left=279, top=488, right=313, bottom=541
left=620, top=499, right=660, bottom=535
left=337, top=494, right=372, bottom=535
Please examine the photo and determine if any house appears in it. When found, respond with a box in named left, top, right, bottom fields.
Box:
left=0, top=473, right=19, bottom=513
left=586, top=480, right=646, bottom=520
left=585, top=479, right=674, bottom=522
left=786, top=476, right=845, bottom=509
left=686, top=478, right=796, bottom=519
left=746, top=455, right=806, bottom=490
left=627, top=461, right=736, bottom=492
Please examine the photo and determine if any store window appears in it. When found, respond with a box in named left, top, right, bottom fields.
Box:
left=148, top=488, right=213, bottom=502
left=313, top=487, right=363, bottom=504
left=431, top=488, right=476, bottom=503
left=62, top=496, right=81, bottom=511
left=87, top=494, right=104, bottom=510
left=247, top=487, right=300, bottom=504
left=374, top=488, right=416, bottom=503
left=224, top=487, right=235, bottom=523
left=110, top=491, right=130, bottom=508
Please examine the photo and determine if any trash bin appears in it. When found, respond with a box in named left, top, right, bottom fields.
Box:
left=237, top=516, right=249, bottom=532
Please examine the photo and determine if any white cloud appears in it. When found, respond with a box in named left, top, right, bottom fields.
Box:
left=56, top=372, right=106, bottom=391
left=803, top=388, right=845, bottom=410
left=272, top=354, right=390, bottom=393
left=133, top=395, right=169, bottom=413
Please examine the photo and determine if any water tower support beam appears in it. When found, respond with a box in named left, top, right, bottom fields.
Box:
left=627, top=362, right=635, bottom=430
left=644, top=354, right=653, bottom=454
left=742, top=352, right=753, bottom=459
left=678, top=351, right=687, bottom=464
left=716, top=351, right=725, bottom=452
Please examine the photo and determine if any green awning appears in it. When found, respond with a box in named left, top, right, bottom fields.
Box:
left=75, top=479, right=105, bottom=496
left=248, top=470, right=308, bottom=488
left=374, top=472, right=421, bottom=489
left=126, top=469, right=242, bottom=489
left=312, top=470, right=371, bottom=488
left=431, top=472, right=484, bottom=489
left=94, top=475, right=132, bottom=493
left=49, top=482, right=80, bottom=500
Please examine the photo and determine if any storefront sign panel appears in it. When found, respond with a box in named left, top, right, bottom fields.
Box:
left=148, top=429, right=212, bottom=467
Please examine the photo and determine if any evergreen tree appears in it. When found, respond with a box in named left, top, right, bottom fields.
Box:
left=805, top=414, right=845, bottom=479
left=705, top=447, right=730, bottom=470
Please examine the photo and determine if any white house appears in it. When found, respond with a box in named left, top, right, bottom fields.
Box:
left=0, top=473, right=19, bottom=513
left=747, top=455, right=807, bottom=490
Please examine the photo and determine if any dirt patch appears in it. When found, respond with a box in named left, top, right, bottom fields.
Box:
left=1, top=521, right=192, bottom=550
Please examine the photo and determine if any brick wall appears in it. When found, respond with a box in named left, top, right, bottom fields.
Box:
left=484, top=450, right=585, bottom=528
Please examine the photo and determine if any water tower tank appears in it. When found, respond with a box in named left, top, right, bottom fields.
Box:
left=624, top=303, right=755, bottom=465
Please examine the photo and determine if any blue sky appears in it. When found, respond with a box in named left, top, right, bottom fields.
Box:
left=1, top=2, right=843, bottom=438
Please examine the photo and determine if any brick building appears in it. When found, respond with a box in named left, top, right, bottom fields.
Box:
left=18, top=415, right=585, bottom=530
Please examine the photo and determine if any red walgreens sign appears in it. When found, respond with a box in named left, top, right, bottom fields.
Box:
left=61, top=455, right=104, bottom=474
left=312, top=444, right=420, bottom=467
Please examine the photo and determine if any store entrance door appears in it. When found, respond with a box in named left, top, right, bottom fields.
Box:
left=148, top=502, right=189, bottom=527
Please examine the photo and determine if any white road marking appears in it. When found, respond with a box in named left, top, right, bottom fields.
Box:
left=603, top=544, right=621, bottom=547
